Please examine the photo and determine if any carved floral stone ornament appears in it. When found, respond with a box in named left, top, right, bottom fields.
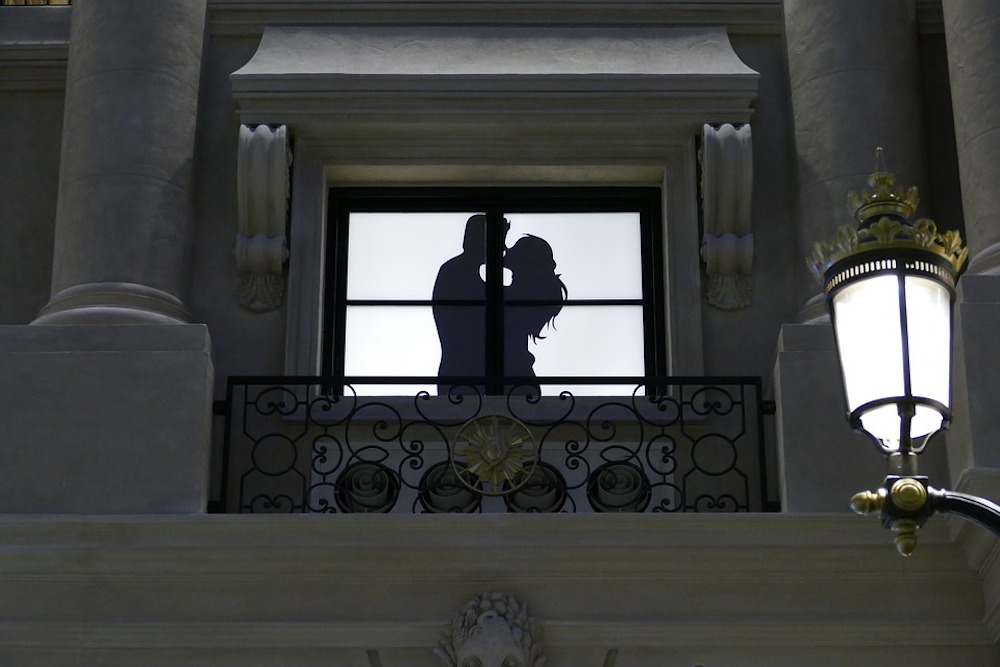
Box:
left=699, top=123, right=754, bottom=310
left=807, top=148, right=968, bottom=284
left=235, top=124, right=291, bottom=312
left=436, top=593, right=545, bottom=667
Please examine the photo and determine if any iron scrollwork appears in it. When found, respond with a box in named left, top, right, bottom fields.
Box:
left=220, top=378, right=768, bottom=514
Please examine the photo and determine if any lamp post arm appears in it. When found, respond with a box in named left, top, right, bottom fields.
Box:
left=852, top=477, right=1000, bottom=555
left=930, top=487, right=1000, bottom=539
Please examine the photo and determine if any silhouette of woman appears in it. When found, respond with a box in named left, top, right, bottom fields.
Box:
left=503, top=234, right=568, bottom=392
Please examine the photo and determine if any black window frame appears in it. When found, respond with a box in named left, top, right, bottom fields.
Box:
left=322, top=186, right=667, bottom=392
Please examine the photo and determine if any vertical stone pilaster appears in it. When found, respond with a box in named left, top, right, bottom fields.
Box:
left=783, top=0, right=927, bottom=319
left=33, top=0, right=208, bottom=324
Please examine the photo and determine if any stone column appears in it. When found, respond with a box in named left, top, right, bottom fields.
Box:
left=776, top=1, right=929, bottom=511
left=33, top=0, right=207, bottom=324
left=0, top=0, right=215, bottom=513
left=942, top=1, right=1000, bottom=274
left=783, top=0, right=927, bottom=320
left=941, top=2, right=1000, bottom=497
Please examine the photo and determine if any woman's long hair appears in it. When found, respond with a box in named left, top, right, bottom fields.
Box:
left=504, top=234, right=568, bottom=341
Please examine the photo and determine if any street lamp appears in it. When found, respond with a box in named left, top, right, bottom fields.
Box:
left=810, top=149, right=1000, bottom=556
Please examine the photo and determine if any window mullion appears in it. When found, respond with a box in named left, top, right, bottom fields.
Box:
left=645, top=193, right=667, bottom=376
left=327, top=204, right=351, bottom=381
left=484, top=208, right=506, bottom=393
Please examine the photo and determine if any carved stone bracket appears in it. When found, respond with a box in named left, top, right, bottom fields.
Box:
left=700, top=123, right=754, bottom=310
left=436, top=592, right=546, bottom=667
left=236, top=124, right=291, bottom=312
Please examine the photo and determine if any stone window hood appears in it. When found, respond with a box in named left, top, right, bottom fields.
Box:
left=229, top=25, right=758, bottom=377
left=230, top=25, right=759, bottom=142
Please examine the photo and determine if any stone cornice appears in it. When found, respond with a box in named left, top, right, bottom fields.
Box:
left=230, top=25, right=759, bottom=138
left=0, top=513, right=974, bottom=577
left=0, top=512, right=947, bottom=547
left=208, top=0, right=786, bottom=36
left=916, top=0, right=944, bottom=36
left=0, top=4, right=69, bottom=91
left=0, top=620, right=992, bottom=650
left=0, top=514, right=992, bottom=662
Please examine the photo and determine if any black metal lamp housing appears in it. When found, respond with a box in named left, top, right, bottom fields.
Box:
left=809, top=150, right=968, bottom=465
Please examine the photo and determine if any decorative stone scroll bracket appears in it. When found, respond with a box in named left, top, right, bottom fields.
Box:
left=236, top=124, right=291, bottom=312
left=700, top=123, right=754, bottom=310
left=436, top=592, right=546, bottom=667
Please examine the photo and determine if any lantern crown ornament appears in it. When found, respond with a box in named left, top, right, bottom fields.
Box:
left=809, top=149, right=968, bottom=282
left=810, top=149, right=968, bottom=457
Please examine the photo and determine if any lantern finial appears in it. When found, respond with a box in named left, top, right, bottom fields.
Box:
left=846, top=148, right=920, bottom=223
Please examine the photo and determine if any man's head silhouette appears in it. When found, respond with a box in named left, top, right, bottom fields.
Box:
left=462, top=214, right=487, bottom=261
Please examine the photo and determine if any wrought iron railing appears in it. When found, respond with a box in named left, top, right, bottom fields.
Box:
left=217, top=377, right=771, bottom=513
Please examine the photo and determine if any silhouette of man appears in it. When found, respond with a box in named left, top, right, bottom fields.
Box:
left=433, top=214, right=490, bottom=395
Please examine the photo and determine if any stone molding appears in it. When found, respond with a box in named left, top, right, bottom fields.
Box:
left=699, top=123, right=754, bottom=310
left=967, top=240, right=1000, bottom=276
left=32, top=282, right=193, bottom=325
left=0, top=620, right=989, bottom=651
left=0, top=3, right=70, bottom=91
left=231, top=26, right=759, bottom=137
left=208, top=0, right=786, bottom=36
left=236, top=124, right=291, bottom=312
left=915, top=0, right=944, bottom=35
left=206, top=0, right=950, bottom=38
left=0, top=514, right=994, bottom=664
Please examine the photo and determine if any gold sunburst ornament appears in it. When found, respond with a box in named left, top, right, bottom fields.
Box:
left=451, top=415, right=538, bottom=496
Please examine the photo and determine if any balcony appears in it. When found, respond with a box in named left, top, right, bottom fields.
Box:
left=216, top=376, right=773, bottom=514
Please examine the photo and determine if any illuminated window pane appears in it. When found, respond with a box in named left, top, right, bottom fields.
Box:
left=504, top=304, right=645, bottom=396
left=344, top=306, right=441, bottom=377
left=505, top=213, right=642, bottom=299
left=329, top=188, right=662, bottom=395
left=518, top=304, right=645, bottom=377
left=347, top=213, right=480, bottom=300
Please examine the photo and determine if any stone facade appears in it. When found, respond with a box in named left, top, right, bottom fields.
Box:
left=2, top=1, right=1000, bottom=665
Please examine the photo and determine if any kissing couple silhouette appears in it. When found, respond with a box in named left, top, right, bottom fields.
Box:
left=432, top=214, right=568, bottom=396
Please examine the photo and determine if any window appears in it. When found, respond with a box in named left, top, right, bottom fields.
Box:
left=323, top=187, right=665, bottom=396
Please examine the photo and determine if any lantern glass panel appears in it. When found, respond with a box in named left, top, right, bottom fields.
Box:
left=832, top=273, right=905, bottom=417
left=904, top=274, right=951, bottom=435
left=858, top=405, right=904, bottom=450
